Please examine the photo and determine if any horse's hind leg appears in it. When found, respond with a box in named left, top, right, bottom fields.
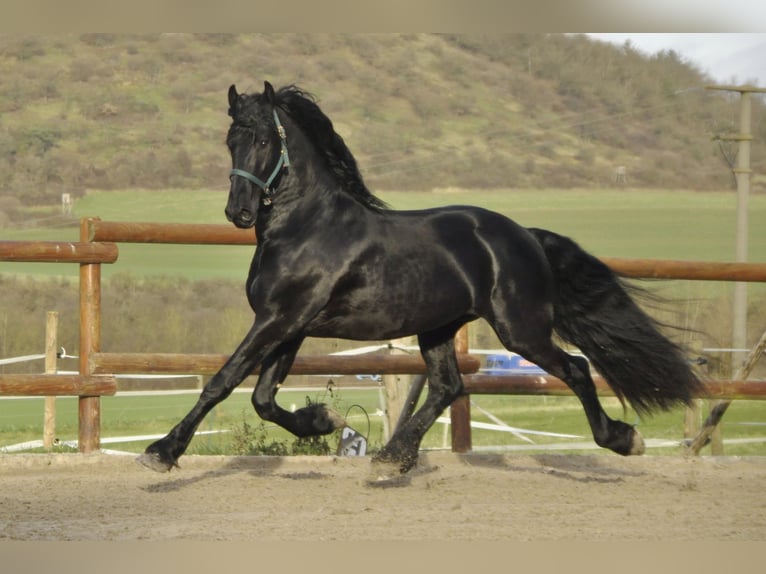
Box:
left=373, top=323, right=464, bottom=474
left=252, top=338, right=345, bottom=437
left=532, top=346, right=644, bottom=455
left=492, top=315, right=644, bottom=456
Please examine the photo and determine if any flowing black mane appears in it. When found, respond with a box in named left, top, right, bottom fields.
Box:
left=272, top=85, right=388, bottom=211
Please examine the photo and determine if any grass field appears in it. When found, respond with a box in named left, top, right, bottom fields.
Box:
left=2, top=187, right=765, bottom=456
left=2, top=386, right=766, bottom=457
left=2, top=188, right=765, bottom=280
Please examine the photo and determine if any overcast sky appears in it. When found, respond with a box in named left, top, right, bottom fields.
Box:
left=586, top=33, right=766, bottom=87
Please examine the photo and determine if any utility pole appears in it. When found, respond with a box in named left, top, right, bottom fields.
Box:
left=706, top=84, right=766, bottom=453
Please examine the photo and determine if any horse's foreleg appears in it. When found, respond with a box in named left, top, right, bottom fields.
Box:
left=252, top=338, right=345, bottom=437
left=372, top=326, right=463, bottom=474
left=137, top=321, right=281, bottom=472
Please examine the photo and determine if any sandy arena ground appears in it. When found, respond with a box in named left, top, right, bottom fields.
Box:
left=1, top=451, right=765, bottom=541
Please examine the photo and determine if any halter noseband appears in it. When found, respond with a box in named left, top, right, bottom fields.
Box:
left=229, top=109, right=291, bottom=205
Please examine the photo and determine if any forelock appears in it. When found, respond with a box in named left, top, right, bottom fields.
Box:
left=229, top=93, right=271, bottom=127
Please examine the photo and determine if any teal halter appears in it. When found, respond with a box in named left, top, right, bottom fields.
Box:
left=229, top=109, right=291, bottom=205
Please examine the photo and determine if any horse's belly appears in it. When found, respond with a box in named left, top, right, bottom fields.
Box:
left=305, top=285, right=472, bottom=340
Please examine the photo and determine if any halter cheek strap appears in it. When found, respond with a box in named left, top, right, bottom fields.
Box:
left=229, top=109, right=291, bottom=205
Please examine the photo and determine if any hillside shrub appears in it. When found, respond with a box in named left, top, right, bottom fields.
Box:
left=0, top=33, right=763, bottom=199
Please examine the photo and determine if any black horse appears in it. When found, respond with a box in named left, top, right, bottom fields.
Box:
left=138, top=81, right=704, bottom=474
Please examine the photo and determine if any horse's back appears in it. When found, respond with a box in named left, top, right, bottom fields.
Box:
left=390, top=205, right=548, bottom=279
left=387, top=204, right=533, bottom=247
left=367, top=205, right=552, bottom=320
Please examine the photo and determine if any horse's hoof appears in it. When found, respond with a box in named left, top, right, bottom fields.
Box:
left=300, top=403, right=346, bottom=434
left=604, top=422, right=646, bottom=456
left=323, top=407, right=346, bottom=431
left=136, top=452, right=177, bottom=473
left=369, top=459, right=400, bottom=479
left=366, top=460, right=411, bottom=488
left=629, top=428, right=646, bottom=455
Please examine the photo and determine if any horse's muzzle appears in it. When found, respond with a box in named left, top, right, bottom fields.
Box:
left=225, top=184, right=259, bottom=228
left=225, top=207, right=256, bottom=229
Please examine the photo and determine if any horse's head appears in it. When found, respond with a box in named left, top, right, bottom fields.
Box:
left=225, top=81, right=290, bottom=229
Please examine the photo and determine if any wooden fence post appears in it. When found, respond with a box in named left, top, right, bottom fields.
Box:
left=450, top=325, right=472, bottom=453
left=687, top=329, right=766, bottom=455
left=683, top=338, right=704, bottom=441
left=43, top=311, right=58, bottom=449
left=78, top=218, right=102, bottom=453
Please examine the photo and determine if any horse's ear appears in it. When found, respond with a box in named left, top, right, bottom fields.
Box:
left=263, top=81, right=276, bottom=104
left=228, top=84, right=239, bottom=115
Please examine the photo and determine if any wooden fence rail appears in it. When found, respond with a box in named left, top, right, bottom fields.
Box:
left=462, top=375, right=766, bottom=400
left=0, top=240, right=118, bottom=264
left=87, top=219, right=257, bottom=245
left=0, top=375, right=117, bottom=397
left=90, top=352, right=480, bottom=376
left=2, top=218, right=765, bottom=456
left=601, top=257, right=766, bottom=282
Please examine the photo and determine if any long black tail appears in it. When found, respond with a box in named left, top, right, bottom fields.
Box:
left=528, top=227, right=705, bottom=415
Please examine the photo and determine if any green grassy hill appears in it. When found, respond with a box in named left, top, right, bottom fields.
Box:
left=1, top=33, right=764, bottom=219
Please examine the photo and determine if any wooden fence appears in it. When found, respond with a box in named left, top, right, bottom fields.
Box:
left=452, top=260, right=766, bottom=453
left=2, top=217, right=766, bottom=454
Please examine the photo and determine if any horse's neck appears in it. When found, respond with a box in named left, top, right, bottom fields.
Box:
left=257, top=121, right=373, bottom=235
left=256, top=166, right=364, bottom=241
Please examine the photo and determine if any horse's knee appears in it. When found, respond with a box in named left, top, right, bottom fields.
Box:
left=199, top=374, right=234, bottom=403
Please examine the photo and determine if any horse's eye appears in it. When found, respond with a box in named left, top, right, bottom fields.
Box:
left=259, top=139, right=268, bottom=147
